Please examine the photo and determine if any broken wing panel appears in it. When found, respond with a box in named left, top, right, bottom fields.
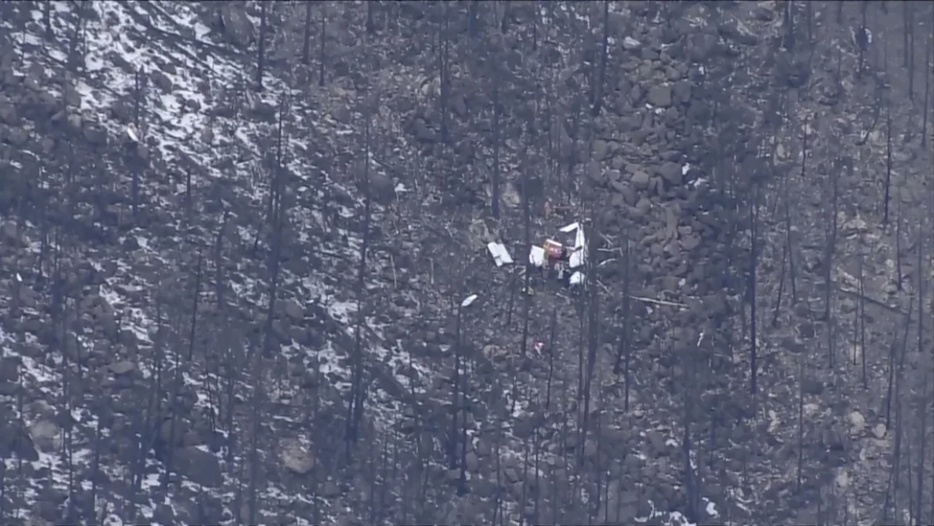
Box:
left=569, top=227, right=587, bottom=268
left=487, top=242, right=514, bottom=267
left=529, top=246, right=546, bottom=267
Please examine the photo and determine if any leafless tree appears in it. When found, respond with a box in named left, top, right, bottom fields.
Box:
left=922, top=33, right=931, bottom=148
left=783, top=0, right=795, bottom=51
left=186, top=250, right=204, bottom=361
left=681, top=339, right=700, bottom=522
left=42, top=1, right=52, bottom=37
left=256, top=2, right=267, bottom=92
left=885, top=305, right=912, bottom=430
left=824, top=161, right=839, bottom=367
left=318, top=8, right=326, bottom=86
left=591, top=0, right=609, bottom=116
left=544, top=305, right=558, bottom=411
left=915, top=368, right=929, bottom=525
left=366, top=0, right=376, bottom=34
left=449, top=295, right=467, bottom=470
left=579, top=217, right=602, bottom=466
left=346, top=91, right=373, bottom=453
left=884, top=103, right=893, bottom=226
left=748, top=179, right=760, bottom=393
left=796, top=352, right=805, bottom=492
left=438, top=2, right=451, bottom=145
left=613, top=237, right=633, bottom=402
left=857, top=245, right=868, bottom=388
left=772, top=112, right=799, bottom=325
left=491, top=62, right=502, bottom=219
left=302, top=2, right=312, bottom=65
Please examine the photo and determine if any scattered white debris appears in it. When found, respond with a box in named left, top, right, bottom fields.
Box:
left=851, top=26, right=872, bottom=51
left=622, top=36, right=642, bottom=50
left=125, top=124, right=139, bottom=143
left=681, top=163, right=691, bottom=176
left=529, top=245, right=546, bottom=267
left=691, top=177, right=708, bottom=188
left=487, top=241, right=514, bottom=267
left=393, top=182, right=409, bottom=193
left=461, top=294, right=478, bottom=308
left=703, top=497, right=719, bottom=518
left=570, top=231, right=587, bottom=269
left=15, top=273, right=22, bottom=282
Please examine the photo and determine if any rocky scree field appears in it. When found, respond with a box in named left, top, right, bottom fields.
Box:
left=0, top=1, right=932, bottom=526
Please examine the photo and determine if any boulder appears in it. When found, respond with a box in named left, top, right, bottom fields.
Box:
left=174, top=446, right=223, bottom=488
left=279, top=437, right=316, bottom=475
left=219, top=3, right=255, bottom=48
left=647, top=85, right=672, bottom=108
left=28, top=419, right=60, bottom=453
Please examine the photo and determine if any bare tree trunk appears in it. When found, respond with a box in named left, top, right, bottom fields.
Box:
left=302, top=2, right=312, bottom=65
left=256, top=2, right=266, bottom=92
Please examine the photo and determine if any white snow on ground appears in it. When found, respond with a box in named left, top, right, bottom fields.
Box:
left=1, top=1, right=413, bottom=522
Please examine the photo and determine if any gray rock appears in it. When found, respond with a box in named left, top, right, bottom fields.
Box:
left=658, top=161, right=682, bottom=185
left=672, top=80, right=693, bottom=105
left=279, top=438, right=316, bottom=475
left=647, top=84, right=672, bottom=108
left=175, top=446, right=223, bottom=488
left=281, top=299, right=304, bottom=321
left=109, top=360, right=137, bottom=376
left=0, top=357, right=18, bottom=382
left=0, top=421, right=38, bottom=461
left=363, top=172, right=396, bottom=205
left=686, top=32, right=719, bottom=62
left=219, top=3, right=255, bottom=48
left=718, top=18, right=759, bottom=46
left=28, top=419, right=60, bottom=453
left=592, top=139, right=610, bottom=162
left=150, top=69, right=174, bottom=92
left=630, top=170, right=651, bottom=190
left=872, top=423, right=886, bottom=439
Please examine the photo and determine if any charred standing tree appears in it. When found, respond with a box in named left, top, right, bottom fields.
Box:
left=681, top=339, right=700, bottom=523
left=857, top=246, right=868, bottom=388
left=592, top=0, right=609, bottom=116
left=346, top=94, right=373, bottom=454
left=613, top=236, right=632, bottom=371
left=491, top=66, right=501, bottom=219
left=748, top=182, right=760, bottom=394
left=783, top=0, right=795, bottom=51
left=915, top=368, right=929, bottom=525
left=302, top=2, right=312, bottom=65
left=468, top=0, right=480, bottom=38
left=42, top=1, right=52, bottom=38
left=449, top=298, right=465, bottom=470
left=772, top=129, right=799, bottom=325
left=438, top=2, right=451, bottom=145
left=884, top=105, right=892, bottom=226
left=922, top=34, right=932, bottom=147
left=366, top=0, right=376, bottom=34
left=318, top=8, right=326, bottom=86
left=545, top=305, right=558, bottom=411
left=579, top=218, right=602, bottom=465
left=796, top=352, right=805, bottom=492
left=256, top=2, right=267, bottom=92
left=250, top=164, right=284, bottom=522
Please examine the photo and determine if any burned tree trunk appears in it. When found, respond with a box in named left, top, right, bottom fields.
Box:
left=256, top=2, right=267, bottom=92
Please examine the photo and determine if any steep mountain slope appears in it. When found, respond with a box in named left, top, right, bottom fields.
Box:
left=0, top=1, right=932, bottom=526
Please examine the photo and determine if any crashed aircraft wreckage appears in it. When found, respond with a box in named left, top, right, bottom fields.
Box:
left=486, top=221, right=589, bottom=289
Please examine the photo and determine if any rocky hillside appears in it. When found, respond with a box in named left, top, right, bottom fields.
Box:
left=0, top=1, right=932, bottom=525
